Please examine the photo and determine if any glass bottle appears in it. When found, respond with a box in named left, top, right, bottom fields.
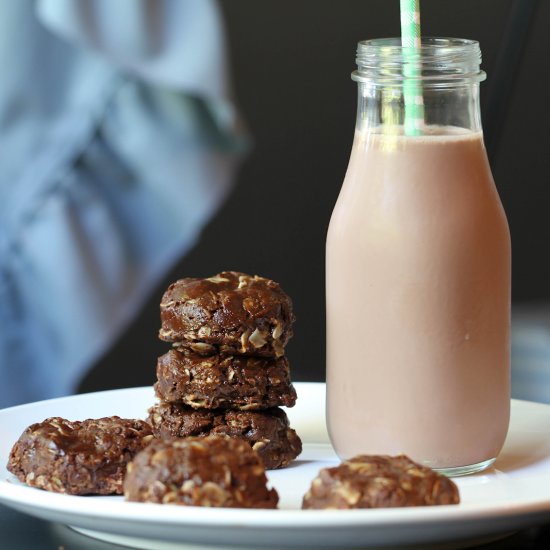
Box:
left=326, top=38, right=511, bottom=476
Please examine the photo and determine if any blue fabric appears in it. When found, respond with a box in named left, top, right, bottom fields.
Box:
left=512, top=305, right=550, bottom=404
left=0, top=0, right=246, bottom=406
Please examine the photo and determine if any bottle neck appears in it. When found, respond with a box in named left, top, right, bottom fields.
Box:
left=353, top=37, right=485, bottom=135
left=356, top=81, right=483, bottom=134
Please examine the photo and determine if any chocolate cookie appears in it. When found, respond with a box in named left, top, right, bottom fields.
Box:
left=7, top=416, right=153, bottom=495
left=124, top=435, right=279, bottom=508
left=302, top=455, right=460, bottom=509
left=159, top=272, right=294, bottom=358
left=154, top=349, right=297, bottom=410
left=147, top=403, right=302, bottom=470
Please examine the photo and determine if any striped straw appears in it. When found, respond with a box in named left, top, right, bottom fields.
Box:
left=400, top=0, right=424, bottom=135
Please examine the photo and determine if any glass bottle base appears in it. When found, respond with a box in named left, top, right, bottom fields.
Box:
left=432, top=457, right=496, bottom=477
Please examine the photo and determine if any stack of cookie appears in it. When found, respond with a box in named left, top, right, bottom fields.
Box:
left=147, top=271, right=302, bottom=469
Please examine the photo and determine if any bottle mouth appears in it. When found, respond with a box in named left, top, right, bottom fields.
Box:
left=353, top=37, right=486, bottom=86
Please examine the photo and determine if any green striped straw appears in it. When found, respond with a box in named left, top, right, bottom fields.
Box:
left=400, top=0, right=424, bottom=135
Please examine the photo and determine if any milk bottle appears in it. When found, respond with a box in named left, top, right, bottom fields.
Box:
left=326, top=38, right=511, bottom=476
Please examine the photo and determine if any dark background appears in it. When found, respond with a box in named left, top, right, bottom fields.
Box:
left=80, top=0, right=549, bottom=392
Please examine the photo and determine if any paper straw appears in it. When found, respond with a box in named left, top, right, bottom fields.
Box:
left=400, top=0, right=424, bottom=135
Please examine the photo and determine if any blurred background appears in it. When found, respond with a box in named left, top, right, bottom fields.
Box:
left=80, top=0, right=550, bottom=400
left=2, top=0, right=545, bottom=403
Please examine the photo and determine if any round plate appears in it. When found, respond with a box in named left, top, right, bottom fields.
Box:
left=1, top=383, right=550, bottom=548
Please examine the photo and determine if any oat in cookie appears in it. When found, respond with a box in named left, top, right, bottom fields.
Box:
left=147, top=403, right=302, bottom=470
left=154, top=349, right=297, bottom=410
left=302, top=454, right=460, bottom=509
left=124, top=435, right=279, bottom=508
left=159, top=271, right=294, bottom=358
left=7, top=416, right=153, bottom=495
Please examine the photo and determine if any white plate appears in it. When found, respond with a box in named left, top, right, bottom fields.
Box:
left=1, top=383, right=550, bottom=549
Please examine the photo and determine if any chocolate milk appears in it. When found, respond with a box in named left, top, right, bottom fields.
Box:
left=326, top=127, right=511, bottom=470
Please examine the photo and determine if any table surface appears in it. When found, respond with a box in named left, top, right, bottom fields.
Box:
left=2, top=503, right=550, bottom=550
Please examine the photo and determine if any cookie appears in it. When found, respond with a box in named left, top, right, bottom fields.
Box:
left=159, top=272, right=294, bottom=358
left=147, top=403, right=302, bottom=470
left=7, top=416, right=153, bottom=495
left=154, top=349, right=297, bottom=410
left=302, top=454, right=460, bottom=509
left=124, top=435, right=279, bottom=508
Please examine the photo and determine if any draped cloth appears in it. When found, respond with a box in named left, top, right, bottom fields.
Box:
left=0, top=0, right=246, bottom=406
